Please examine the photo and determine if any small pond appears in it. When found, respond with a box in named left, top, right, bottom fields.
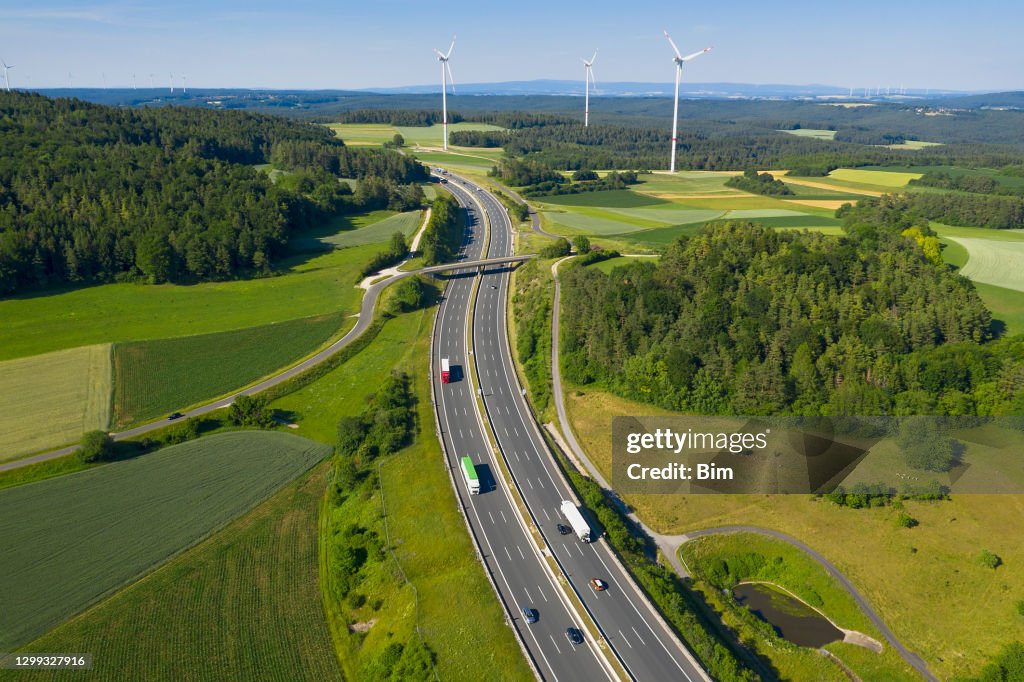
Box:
left=733, top=582, right=843, bottom=648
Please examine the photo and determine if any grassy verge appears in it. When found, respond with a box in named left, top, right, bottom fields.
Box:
left=510, top=257, right=555, bottom=419
left=0, top=431, right=329, bottom=651
left=0, top=455, right=93, bottom=491
left=112, top=313, right=345, bottom=427
left=8, top=464, right=342, bottom=682
left=270, top=302, right=531, bottom=679
left=681, top=533, right=919, bottom=681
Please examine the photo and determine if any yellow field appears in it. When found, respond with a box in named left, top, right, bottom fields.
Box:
left=563, top=385, right=1024, bottom=680
left=828, top=168, right=923, bottom=188
left=0, top=345, right=111, bottom=461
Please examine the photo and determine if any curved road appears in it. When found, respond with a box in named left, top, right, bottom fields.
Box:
left=0, top=254, right=533, bottom=472
left=549, top=256, right=937, bottom=682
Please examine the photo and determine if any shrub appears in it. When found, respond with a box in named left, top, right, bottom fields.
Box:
left=979, top=549, right=1002, bottom=569
left=78, top=430, right=115, bottom=463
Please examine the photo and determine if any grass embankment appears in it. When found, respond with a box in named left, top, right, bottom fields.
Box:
left=0, top=431, right=329, bottom=651
left=562, top=386, right=1024, bottom=680
left=290, top=209, right=422, bottom=251
left=9, top=464, right=341, bottom=682
left=0, top=242, right=384, bottom=362
left=112, top=313, right=344, bottom=427
left=0, top=345, right=111, bottom=462
left=681, top=533, right=918, bottom=681
left=271, top=302, right=531, bottom=680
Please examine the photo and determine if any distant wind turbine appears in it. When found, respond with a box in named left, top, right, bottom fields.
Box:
left=68, top=72, right=73, bottom=88
left=1, top=60, right=13, bottom=92
left=169, top=73, right=174, bottom=93
left=433, top=36, right=456, bottom=151
left=132, top=73, right=137, bottom=90
left=149, top=73, right=155, bottom=88
left=663, top=30, right=711, bottom=173
left=581, top=49, right=598, bottom=127
left=182, top=74, right=187, bottom=93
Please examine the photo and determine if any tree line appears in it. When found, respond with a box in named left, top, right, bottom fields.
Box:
left=724, top=169, right=794, bottom=196
left=0, top=92, right=428, bottom=294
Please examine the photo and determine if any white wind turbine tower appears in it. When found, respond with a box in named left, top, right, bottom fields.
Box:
left=182, top=74, right=187, bottom=93
left=581, top=49, right=598, bottom=127
left=169, top=73, right=174, bottom=93
left=149, top=73, right=155, bottom=88
left=132, top=73, right=137, bottom=90
left=664, top=30, right=710, bottom=173
left=1, top=60, right=13, bottom=92
left=433, top=36, right=456, bottom=151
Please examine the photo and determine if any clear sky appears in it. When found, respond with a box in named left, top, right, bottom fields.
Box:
left=0, top=0, right=1021, bottom=91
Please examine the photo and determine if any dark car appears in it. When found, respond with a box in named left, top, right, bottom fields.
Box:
left=521, top=606, right=538, bottom=624
left=556, top=523, right=571, bottom=535
left=565, top=627, right=584, bottom=646
left=168, top=412, right=184, bottom=420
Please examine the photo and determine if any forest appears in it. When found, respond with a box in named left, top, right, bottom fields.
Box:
left=724, top=170, right=793, bottom=196
left=559, top=199, right=1024, bottom=421
left=0, top=92, right=427, bottom=294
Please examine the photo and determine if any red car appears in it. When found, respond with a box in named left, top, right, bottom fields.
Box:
left=589, top=578, right=607, bottom=592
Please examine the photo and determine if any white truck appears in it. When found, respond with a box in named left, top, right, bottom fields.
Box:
left=560, top=500, right=592, bottom=542
left=461, top=456, right=480, bottom=495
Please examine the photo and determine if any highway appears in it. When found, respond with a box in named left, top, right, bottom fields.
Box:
left=435, top=174, right=710, bottom=682
left=432, top=180, right=616, bottom=681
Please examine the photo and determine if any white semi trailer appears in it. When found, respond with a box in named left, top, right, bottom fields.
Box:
left=560, top=500, right=592, bottom=542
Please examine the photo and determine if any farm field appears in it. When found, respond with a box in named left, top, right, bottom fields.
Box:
left=327, top=122, right=505, bottom=146
left=0, top=241, right=384, bottom=362
left=13, top=464, right=342, bottom=682
left=290, top=209, right=422, bottom=251
left=780, top=128, right=837, bottom=140
left=414, top=149, right=503, bottom=172
left=0, top=431, right=330, bottom=651
left=535, top=172, right=850, bottom=245
left=587, top=255, right=661, bottom=274
left=560, top=384, right=1024, bottom=680
left=949, top=237, right=1024, bottom=292
left=681, top=533, right=918, bottom=681
left=112, top=313, right=344, bottom=427
left=0, top=345, right=111, bottom=462
left=270, top=300, right=530, bottom=679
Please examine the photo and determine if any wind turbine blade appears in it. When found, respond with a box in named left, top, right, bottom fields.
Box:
left=663, top=30, right=683, bottom=60
left=590, top=68, right=597, bottom=88
left=446, top=62, right=455, bottom=93
left=590, top=49, right=598, bottom=64
left=682, top=47, right=712, bottom=62
left=433, top=48, right=445, bottom=59
left=445, top=35, right=456, bottom=59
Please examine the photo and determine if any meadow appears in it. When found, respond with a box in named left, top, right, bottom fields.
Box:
left=780, top=128, right=837, bottom=140
left=112, top=313, right=345, bottom=427
left=289, top=209, right=423, bottom=251
left=681, top=533, right=918, bottom=682
left=0, top=345, right=111, bottom=461
left=951, top=237, right=1024, bottom=292
left=561, top=385, right=1024, bottom=680
left=271, top=300, right=531, bottom=679
left=0, top=431, right=330, bottom=651
left=12, top=464, right=341, bottom=682
left=0, top=242, right=382, bottom=362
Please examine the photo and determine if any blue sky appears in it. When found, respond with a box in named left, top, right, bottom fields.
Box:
left=0, top=0, right=1021, bottom=91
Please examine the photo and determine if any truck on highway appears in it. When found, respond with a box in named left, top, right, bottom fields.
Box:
left=441, top=358, right=451, bottom=384
left=560, top=500, right=592, bottom=542
left=461, top=456, right=480, bottom=494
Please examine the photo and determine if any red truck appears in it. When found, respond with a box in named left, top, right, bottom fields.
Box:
left=441, top=358, right=451, bottom=384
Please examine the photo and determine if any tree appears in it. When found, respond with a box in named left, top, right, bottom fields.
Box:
left=228, top=394, right=274, bottom=427
left=337, top=415, right=367, bottom=457
left=392, top=132, right=405, bottom=148
left=389, top=231, right=407, bottom=258
left=540, top=238, right=571, bottom=258
left=79, top=430, right=115, bottom=463
left=979, top=549, right=1003, bottom=569
left=897, top=418, right=957, bottom=472
left=572, top=235, right=591, bottom=253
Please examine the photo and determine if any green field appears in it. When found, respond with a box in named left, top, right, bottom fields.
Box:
left=0, top=431, right=330, bottom=651
left=112, top=313, right=344, bottom=427
left=937, top=228, right=1024, bottom=335
left=271, top=300, right=530, bottom=679
left=681, top=533, right=918, bottom=681
left=328, top=122, right=505, bottom=148
left=0, top=345, right=111, bottom=461
left=13, top=464, right=341, bottom=682
left=587, top=255, right=661, bottom=273
left=290, top=209, right=423, bottom=251
left=951, top=237, right=1024, bottom=292
left=780, top=128, right=837, bottom=140
left=537, top=189, right=669, bottom=208
left=562, top=386, right=1024, bottom=680
left=0, top=242, right=386, bottom=362
left=413, top=149, right=503, bottom=172
left=631, top=171, right=742, bottom=197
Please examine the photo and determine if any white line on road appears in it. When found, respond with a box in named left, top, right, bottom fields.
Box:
left=619, top=630, right=633, bottom=649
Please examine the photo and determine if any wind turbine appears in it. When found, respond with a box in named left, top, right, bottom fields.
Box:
left=169, top=73, right=174, bottom=93
left=1, top=60, right=13, bottom=92
left=581, top=49, right=598, bottom=127
left=182, top=74, right=187, bottom=93
left=132, top=73, right=137, bottom=90
left=149, top=73, right=155, bottom=88
left=433, top=36, right=456, bottom=151
left=663, top=30, right=710, bottom=173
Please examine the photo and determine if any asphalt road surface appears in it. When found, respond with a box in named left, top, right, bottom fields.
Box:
left=439, top=175, right=710, bottom=681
